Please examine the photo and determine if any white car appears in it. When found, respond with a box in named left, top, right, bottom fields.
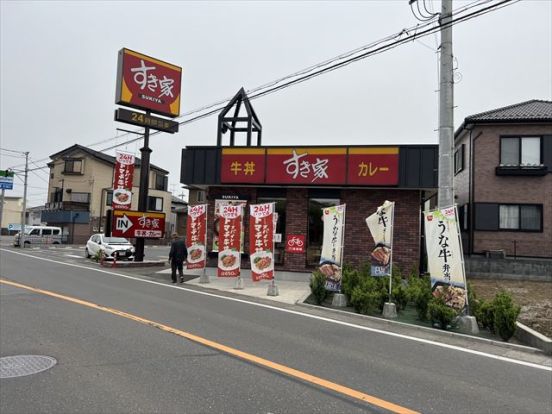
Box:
left=85, top=234, right=135, bottom=260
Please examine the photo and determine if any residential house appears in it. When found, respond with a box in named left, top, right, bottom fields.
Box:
left=43, top=144, right=171, bottom=244
left=454, top=100, right=552, bottom=258
left=170, top=195, right=187, bottom=237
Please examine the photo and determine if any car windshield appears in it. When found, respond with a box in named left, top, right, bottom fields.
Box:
left=103, top=237, right=129, bottom=244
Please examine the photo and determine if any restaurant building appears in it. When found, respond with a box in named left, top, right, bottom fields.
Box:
left=181, top=144, right=438, bottom=277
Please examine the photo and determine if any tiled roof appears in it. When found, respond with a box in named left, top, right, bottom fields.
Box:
left=465, top=100, right=552, bottom=122
left=49, top=144, right=169, bottom=174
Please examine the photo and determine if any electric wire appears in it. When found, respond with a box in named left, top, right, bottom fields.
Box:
left=6, top=0, right=516, bottom=169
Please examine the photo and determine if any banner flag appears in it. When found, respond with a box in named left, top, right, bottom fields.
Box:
left=112, top=151, right=135, bottom=210
left=424, top=206, right=467, bottom=310
left=217, top=203, right=243, bottom=277
left=212, top=199, right=247, bottom=252
left=319, top=204, right=346, bottom=292
left=365, top=200, right=395, bottom=277
left=186, top=204, right=207, bottom=270
left=249, top=203, right=275, bottom=281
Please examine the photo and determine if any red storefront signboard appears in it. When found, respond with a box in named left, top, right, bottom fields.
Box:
left=221, top=148, right=265, bottom=183
left=249, top=203, right=274, bottom=281
left=112, top=151, right=135, bottom=210
left=112, top=210, right=166, bottom=239
left=186, top=204, right=207, bottom=270
left=219, top=147, right=399, bottom=186
left=285, top=234, right=306, bottom=254
left=217, top=204, right=243, bottom=277
left=115, top=48, right=182, bottom=118
left=347, top=147, right=399, bottom=185
left=266, top=148, right=347, bottom=185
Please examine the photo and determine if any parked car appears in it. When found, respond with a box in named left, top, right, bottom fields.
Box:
left=85, top=234, right=135, bottom=260
left=13, top=226, right=62, bottom=247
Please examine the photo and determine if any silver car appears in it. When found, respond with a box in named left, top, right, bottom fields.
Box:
left=85, top=234, right=135, bottom=260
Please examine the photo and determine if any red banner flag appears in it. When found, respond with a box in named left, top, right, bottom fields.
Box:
left=186, top=204, right=207, bottom=270
left=249, top=203, right=275, bottom=281
left=217, top=203, right=243, bottom=277
left=112, top=151, right=135, bottom=210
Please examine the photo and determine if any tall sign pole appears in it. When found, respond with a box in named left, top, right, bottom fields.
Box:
left=135, top=120, right=151, bottom=262
left=20, top=152, right=29, bottom=245
left=438, top=0, right=454, bottom=209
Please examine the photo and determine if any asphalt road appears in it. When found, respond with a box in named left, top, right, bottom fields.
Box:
left=1, top=246, right=551, bottom=414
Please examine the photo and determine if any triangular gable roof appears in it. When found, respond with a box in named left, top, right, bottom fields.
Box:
left=48, top=144, right=169, bottom=174
left=466, top=99, right=552, bottom=122
left=455, top=100, right=552, bottom=139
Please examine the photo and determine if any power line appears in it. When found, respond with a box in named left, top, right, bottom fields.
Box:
left=6, top=0, right=517, bottom=168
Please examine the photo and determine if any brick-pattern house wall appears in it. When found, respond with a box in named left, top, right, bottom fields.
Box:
left=204, top=186, right=422, bottom=275
left=454, top=133, right=471, bottom=206
left=473, top=125, right=552, bottom=257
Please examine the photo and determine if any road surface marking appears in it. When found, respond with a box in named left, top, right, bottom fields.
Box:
left=64, top=254, right=83, bottom=258
left=2, top=248, right=551, bottom=372
left=0, top=278, right=418, bottom=414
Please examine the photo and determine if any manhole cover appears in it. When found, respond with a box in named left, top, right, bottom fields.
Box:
left=0, top=355, right=57, bottom=379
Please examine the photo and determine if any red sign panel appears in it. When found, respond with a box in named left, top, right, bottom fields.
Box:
left=266, top=148, right=347, bottom=185
left=347, top=148, right=399, bottom=185
left=249, top=203, right=274, bottom=281
left=221, top=148, right=265, bottom=183
left=112, top=151, right=135, bottom=210
left=285, top=234, right=306, bottom=254
left=112, top=210, right=166, bottom=239
left=186, top=204, right=207, bottom=270
left=115, top=48, right=182, bottom=118
left=217, top=204, right=243, bottom=277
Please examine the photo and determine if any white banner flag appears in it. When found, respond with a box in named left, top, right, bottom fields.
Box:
left=365, top=200, right=394, bottom=277
left=319, top=204, right=346, bottom=292
left=424, top=206, right=467, bottom=309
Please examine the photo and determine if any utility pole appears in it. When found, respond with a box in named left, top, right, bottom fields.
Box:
left=134, top=118, right=151, bottom=262
left=20, top=152, right=29, bottom=246
left=0, top=188, right=5, bottom=231
left=438, top=0, right=454, bottom=209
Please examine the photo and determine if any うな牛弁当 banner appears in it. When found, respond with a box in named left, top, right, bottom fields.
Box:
left=217, top=203, right=243, bottom=277
left=249, top=203, right=275, bottom=281
left=424, top=206, right=467, bottom=310
left=319, top=204, right=346, bottom=292
left=186, top=204, right=207, bottom=270
left=365, top=200, right=394, bottom=277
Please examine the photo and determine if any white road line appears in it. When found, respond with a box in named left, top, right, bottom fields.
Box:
left=64, top=254, right=84, bottom=259
left=1, top=247, right=551, bottom=372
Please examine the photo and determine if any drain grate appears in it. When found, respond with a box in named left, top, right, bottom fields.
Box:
left=0, top=355, right=57, bottom=379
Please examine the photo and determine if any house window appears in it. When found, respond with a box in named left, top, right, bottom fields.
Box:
left=148, top=196, right=163, bottom=211
left=454, top=144, right=464, bottom=174
left=499, top=204, right=542, bottom=231
left=106, top=190, right=113, bottom=206
left=500, top=137, right=541, bottom=166
left=196, top=191, right=205, bottom=202
left=154, top=173, right=168, bottom=191
left=64, top=159, right=83, bottom=174
left=70, top=192, right=90, bottom=203
left=307, top=198, right=340, bottom=266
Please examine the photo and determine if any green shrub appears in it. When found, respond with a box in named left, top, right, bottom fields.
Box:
left=93, top=249, right=104, bottom=263
left=407, top=275, right=432, bottom=320
left=392, top=282, right=409, bottom=311
left=493, top=291, right=521, bottom=341
left=476, top=300, right=496, bottom=333
left=428, top=295, right=458, bottom=330
left=309, top=270, right=328, bottom=305
left=350, top=277, right=387, bottom=315
left=341, top=264, right=360, bottom=304
left=467, top=282, right=479, bottom=317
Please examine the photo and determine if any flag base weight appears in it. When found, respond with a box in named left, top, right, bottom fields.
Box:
left=234, top=277, right=244, bottom=290
left=382, top=302, right=398, bottom=319
left=331, top=293, right=347, bottom=307
left=199, top=272, right=210, bottom=284
left=267, top=280, right=279, bottom=296
left=457, top=315, right=479, bottom=334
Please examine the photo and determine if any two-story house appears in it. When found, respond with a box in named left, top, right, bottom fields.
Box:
left=454, top=100, right=552, bottom=258
left=42, top=144, right=172, bottom=244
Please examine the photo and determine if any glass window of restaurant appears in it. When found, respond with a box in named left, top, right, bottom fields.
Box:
left=307, top=191, right=340, bottom=266
left=257, top=189, right=287, bottom=265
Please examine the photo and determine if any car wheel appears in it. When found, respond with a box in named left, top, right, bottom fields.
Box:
left=85, top=248, right=91, bottom=258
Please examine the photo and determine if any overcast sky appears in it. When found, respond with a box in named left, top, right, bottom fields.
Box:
left=1, top=0, right=551, bottom=206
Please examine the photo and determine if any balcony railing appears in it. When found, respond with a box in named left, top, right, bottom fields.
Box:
left=45, top=201, right=90, bottom=211
left=495, top=164, right=548, bottom=176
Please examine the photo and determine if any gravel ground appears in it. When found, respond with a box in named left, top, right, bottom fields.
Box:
left=469, top=279, right=552, bottom=339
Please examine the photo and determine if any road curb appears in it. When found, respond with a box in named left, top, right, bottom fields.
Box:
left=294, top=301, right=544, bottom=355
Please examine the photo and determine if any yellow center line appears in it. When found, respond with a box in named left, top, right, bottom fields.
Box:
left=0, top=278, right=419, bottom=414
